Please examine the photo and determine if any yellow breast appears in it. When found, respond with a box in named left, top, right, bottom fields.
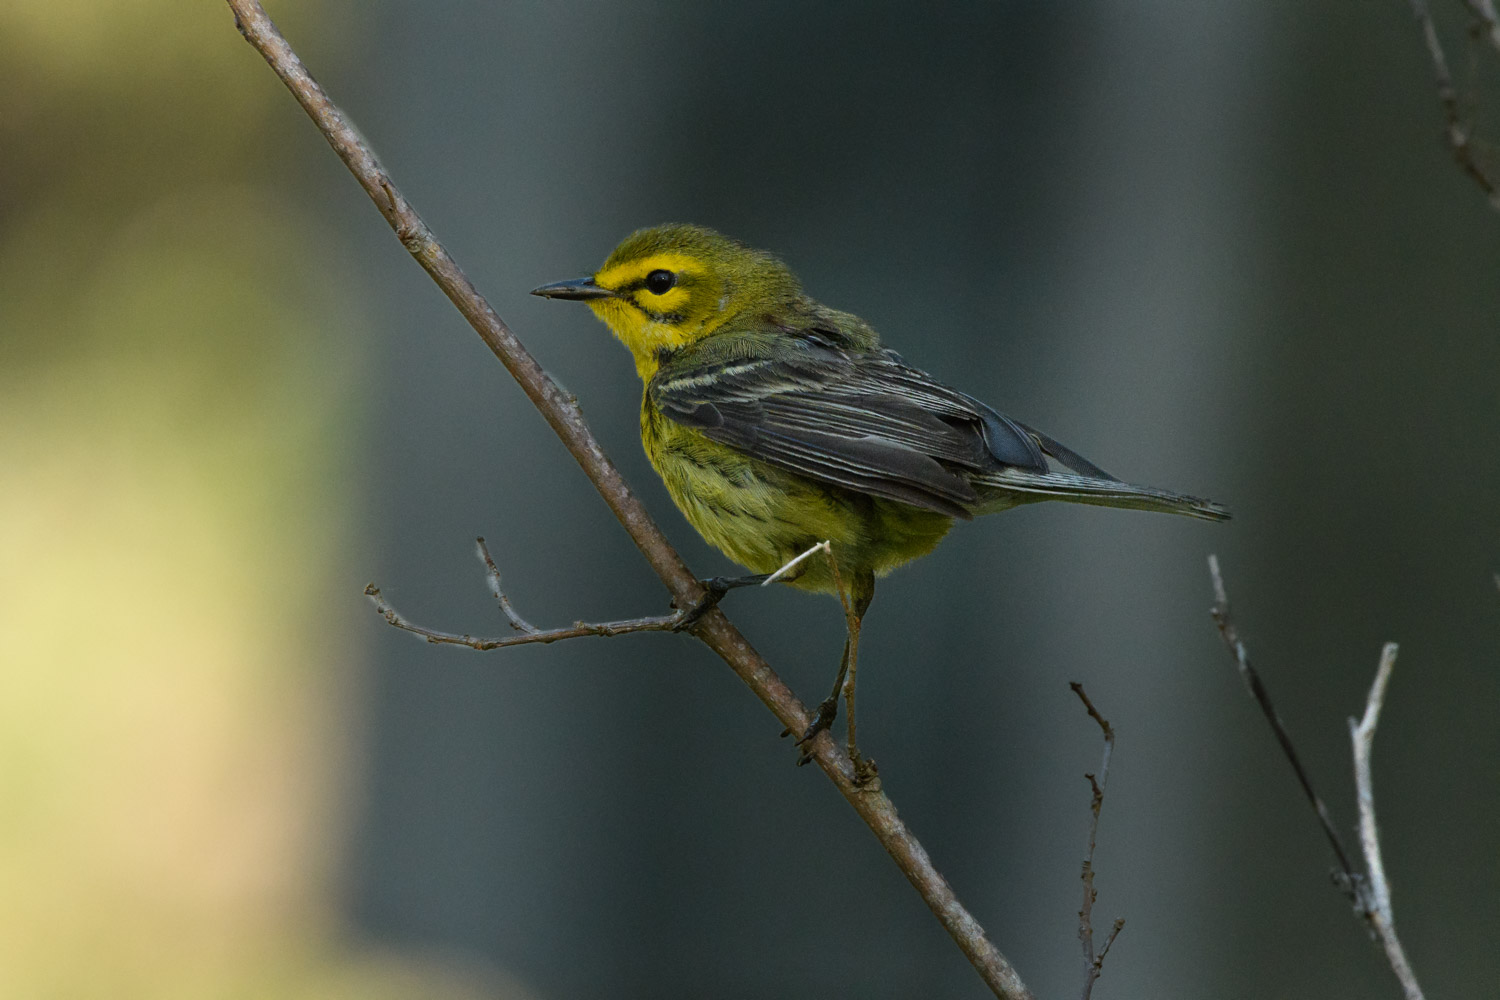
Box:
left=638, top=393, right=952, bottom=592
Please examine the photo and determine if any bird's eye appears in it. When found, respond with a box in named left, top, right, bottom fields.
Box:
left=645, top=269, right=677, bottom=295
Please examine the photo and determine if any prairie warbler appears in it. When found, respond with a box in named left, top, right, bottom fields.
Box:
left=534, top=224, right=1227, bottom=776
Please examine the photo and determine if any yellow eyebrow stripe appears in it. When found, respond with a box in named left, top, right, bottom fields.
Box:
left=595, top=253, right=701, bottom=291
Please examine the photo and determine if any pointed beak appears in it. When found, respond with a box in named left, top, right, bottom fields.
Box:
left=530, top=276, right=617, bottom=301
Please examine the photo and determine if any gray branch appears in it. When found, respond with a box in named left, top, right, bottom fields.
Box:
left=1349, top=645, right=1425, bottom=1000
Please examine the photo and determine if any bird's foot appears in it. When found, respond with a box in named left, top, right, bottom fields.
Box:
left=786, top=696, right=840, bottom=766
left=850, top=751, right=881, bottom=789
left=671, top=574, right=771, bottom=632
left=670, top=579, right=729, bottom=632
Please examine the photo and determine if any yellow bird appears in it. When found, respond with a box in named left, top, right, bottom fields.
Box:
left=534, top=224, right=1227, bottom=775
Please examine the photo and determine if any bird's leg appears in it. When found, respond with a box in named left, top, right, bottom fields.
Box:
left=842, top=584, right=878, bottom=786
left=842, top=608, right=867, bottom=777
left=793, top=635, right=850, bottom=762
left=671, top=573, right=772, bottom=631
left=794, top=569, right=878, bottom=785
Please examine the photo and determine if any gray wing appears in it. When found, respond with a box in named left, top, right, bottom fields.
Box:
left=649, top=339, right=1100, bottom=519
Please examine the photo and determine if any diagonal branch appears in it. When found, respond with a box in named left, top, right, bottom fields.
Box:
left=1207, top=555, right=1363, bottom=894
left=223, top=3, right=1032, bottom=996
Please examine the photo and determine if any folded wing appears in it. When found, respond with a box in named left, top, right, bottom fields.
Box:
left=650, top=336, right=1083, bottom=519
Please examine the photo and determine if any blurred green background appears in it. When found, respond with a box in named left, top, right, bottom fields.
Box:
left=3, top=2, right=1496, bottom=997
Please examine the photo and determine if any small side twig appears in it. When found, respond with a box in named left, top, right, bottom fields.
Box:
left=1070, top=682, right=1124, bottom=1000
left=476, top=537, right=539, bottom=633
left=1408, top=0, right=1500, bottom=209
left=1207, top=555, right=1363, bottom=897
left=763, top=539, right=830, bottom=587
left=364, top=539, right=691, bottom=650
left=1350, top=644, right=1426, bottom=1000
left=1207, top=557, right=1428, bottom=999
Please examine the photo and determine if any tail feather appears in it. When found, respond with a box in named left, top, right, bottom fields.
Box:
left=973, top=469, right=1230, bottom=522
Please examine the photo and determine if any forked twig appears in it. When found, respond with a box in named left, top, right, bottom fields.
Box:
left=1207, top=557, right=1427, bottom=999
left=364, top=539, right=691, bottom=650
left=1070, top=682, right=1124, bottom=1000
left=477, top=537, right=541, bottom=634
left=224, top=4, right=1032, bottom=996
left=1207, top=555, right=1362, bottom=896
left=1350, top=645, right=1425, bottom=1000
left=1408, top=0, right=1500, bottom=209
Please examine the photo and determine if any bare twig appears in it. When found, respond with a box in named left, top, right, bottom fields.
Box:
left=1408, top=0, right=1500, bottom=209
left=1350, top=644, right=1426, bottom=1000
left=1208, top=558, right=1429, bottom=998
left=1206, top=555, right=1363, bottom=896
left=366, top=585, right=686, bottom=648
left=224, top=4, right=1031, bottom=996
left=476, top=538, right=540, bottom=633
left=364, top=540, right=693, bottom=649
left=1070, top=683, right=1123, bottom=1000
left=763, top=539, right=831, bottom=587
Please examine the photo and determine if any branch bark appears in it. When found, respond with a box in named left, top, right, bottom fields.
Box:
left=224, top=3, right=1032, bottom=996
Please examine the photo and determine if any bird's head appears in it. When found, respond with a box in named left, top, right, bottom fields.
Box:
left=532, top=224, right=801, bottom=379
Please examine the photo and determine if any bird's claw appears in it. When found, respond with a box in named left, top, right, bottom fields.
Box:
left=670, top=578, right=731, bottom=632
left=789, top=696, right=840, bottom=765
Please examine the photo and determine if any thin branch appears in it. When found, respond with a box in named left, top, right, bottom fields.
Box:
left=223, top=4, right=1032, bottom=996
left=1208, top=558, right=1429, bottom=998
left=763, top=539, right=831, bottom=587
left=476, top=537, right=541, bottom=634
left=1408, top=0, right=1500, bottom=209
left=1206, top=555, right=1363, bottom=896
left=364, top=541, right=692, bottom=649
left=366, top=587, right=684, bottom=648
left=1071, top=682, right=1123, bottom=1000
left=1349, top=644, right=1426, bottom=1000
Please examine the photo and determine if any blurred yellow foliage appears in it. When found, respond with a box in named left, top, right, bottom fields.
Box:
left=0, top=2, right=513, bottom=997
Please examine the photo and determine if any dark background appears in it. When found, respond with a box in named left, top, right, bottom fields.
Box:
left=4, top=2, right=1495, bottom=998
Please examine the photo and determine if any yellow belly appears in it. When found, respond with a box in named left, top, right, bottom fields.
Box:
left=641, top=396, right=952, bottom=594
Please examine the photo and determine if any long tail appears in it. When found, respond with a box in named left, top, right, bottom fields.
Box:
left=972, top=468, right=1230, bottom=522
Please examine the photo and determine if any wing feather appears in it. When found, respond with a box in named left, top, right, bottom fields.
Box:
left=651, top=339, right=1051, bottom=519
